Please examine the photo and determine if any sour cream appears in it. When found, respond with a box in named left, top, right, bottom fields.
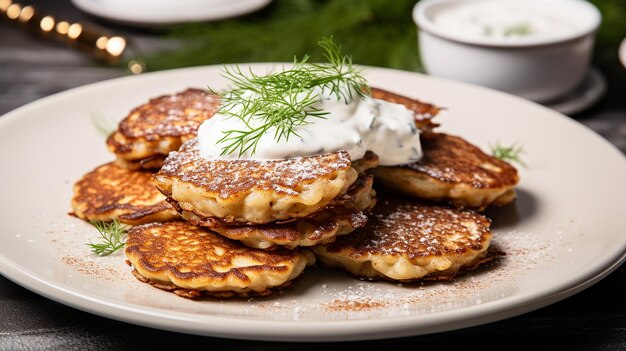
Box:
left=197, top=86, right=422, bottom=166
left=432, top=0, right=580, bottom=43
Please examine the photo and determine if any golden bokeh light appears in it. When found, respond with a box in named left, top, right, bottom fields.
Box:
left=0, top=0, right=13, bottom=13
left=95, top=36, right=108, bottom=50
left=105, top=36, right=126, bottom=57
left=56, top=21, right=69, bottom=35
left=67, top=23, right=82, bottom=39
left=40, top=16, right=55, bottom=32
left=3, top=2, right=132, bottom=65
left=18, top=5, right=33, bottom=22
left=128, top=60, right=145, bottom=74
left=6, top=3, right=21, bottom=19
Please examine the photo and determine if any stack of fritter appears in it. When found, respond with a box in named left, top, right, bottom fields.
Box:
left=72, top=88, right=219, bottom=226
left=71, top=87, right=519, bottom=298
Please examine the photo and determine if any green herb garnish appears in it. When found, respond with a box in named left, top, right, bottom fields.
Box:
left=86, top=219, right=128, bottom=256
left=504, top=23, right=533, bottom=37
left=211, top=36, right=369, bottom=157
left=490, top=142, right=527, bottom=167
left=91, top=112, right=116, bottom=137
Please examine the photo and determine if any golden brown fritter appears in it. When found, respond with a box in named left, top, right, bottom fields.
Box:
left=183, top=175, right=376, bottom=249
left=370, top=132, right=519, bottom=209
left=311, top=196, right=492, bottom=282
left=125, top=221, right=315, bottom=298
left=153, top=139, right=361, bottom=225
left=211, top=208, right=369, bottom=250
left=71, top=162, right=179, bottom=225
left=106, top=88, right=219, bottom=170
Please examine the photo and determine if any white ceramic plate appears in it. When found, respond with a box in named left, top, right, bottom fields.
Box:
left=1, top=65, right=625, bottom=342
left=71, top=0, right=272, bottom=26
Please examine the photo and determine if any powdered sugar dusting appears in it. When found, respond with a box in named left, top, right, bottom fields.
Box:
left=311, top=226, right=561, bottom=318
left=43, top=205, right=568, bottom=322
left=158, top=139, right=352, bottom=197
left=324, top=198, right=491, bottom=259
left=45, top=213, right=133, bottom=287
left=48, top=175, right=561, bottom=322
left=349, top=211, right=368, bottom=228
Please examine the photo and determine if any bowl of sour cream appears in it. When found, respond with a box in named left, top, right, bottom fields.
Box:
left=413, top=0, right=602, bottom=103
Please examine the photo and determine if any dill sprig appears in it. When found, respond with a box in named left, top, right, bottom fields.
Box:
left=504, top=23, right=533, bottom=37
left=91, top=112, right=116, bottom=138
left=212, top=36, right=369, bottom=157
left=86, top=219, right=128, bottom=256
left=490, top=142, right=527, bottom=167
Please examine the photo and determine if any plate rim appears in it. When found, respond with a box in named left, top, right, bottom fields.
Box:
left=1, top=64, right=626, bottom=341
left=2, top=249, right=625, bottom=341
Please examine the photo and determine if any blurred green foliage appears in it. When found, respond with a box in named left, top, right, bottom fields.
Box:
left=139, top=0, right=420, bottom=71
left=136, top=0, right=626, bottom=72
left=590, top=0, right=626, bottom=62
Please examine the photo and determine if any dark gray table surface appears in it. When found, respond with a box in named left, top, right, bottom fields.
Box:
left=1, top=1, right=625, bottom=350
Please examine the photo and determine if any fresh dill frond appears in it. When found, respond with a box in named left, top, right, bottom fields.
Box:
left=213, top=36, right=369, bottom=157
left=86, top=219, right=128, bottom=256
left=490, top=142, right=527, bottom=167
left=91, top=112, right=116, bottom=137
left=310, top=36, right=370, bottom=102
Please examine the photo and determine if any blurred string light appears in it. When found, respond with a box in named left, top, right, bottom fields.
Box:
left=0, top=0, right=145, bottom=74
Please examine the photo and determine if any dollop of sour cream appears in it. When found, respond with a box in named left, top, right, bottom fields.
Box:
left=197, top=86, right=422, bottom=166
left=432, top=1, right=579, bottom=42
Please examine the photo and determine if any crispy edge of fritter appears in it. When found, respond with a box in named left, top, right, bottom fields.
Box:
left=154, top=145, right=361, bottom=224
left=310, top=199, right=493, bottom=282
left=71, top=162, right=179, bottom=225
left=124, top=222, right=316, bottom=298
left=106, top=88, right=219, bottom=167
left=369, top=132, right=519, bottom=210
left=172, top=174, right=376, bottom=228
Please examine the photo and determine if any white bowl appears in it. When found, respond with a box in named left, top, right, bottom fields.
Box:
left=413, top=0, right=602, bottom=103
left=71, top=0, right=273, bottom=26
left=620, top=36, right=626, bottom=69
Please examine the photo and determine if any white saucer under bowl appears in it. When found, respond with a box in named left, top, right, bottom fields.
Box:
left=541, top=67, right=607, bottom=116
left=71, top=0, right=273, bottom=26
